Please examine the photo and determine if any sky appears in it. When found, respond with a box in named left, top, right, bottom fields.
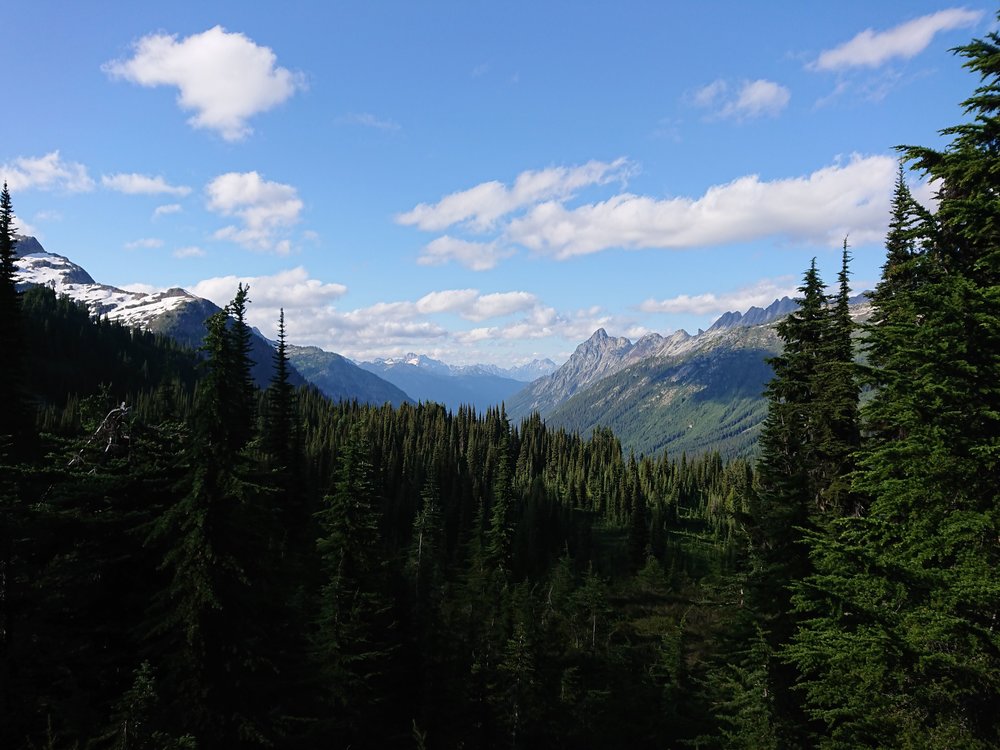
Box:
left=2, top=2, right=991, bottom=366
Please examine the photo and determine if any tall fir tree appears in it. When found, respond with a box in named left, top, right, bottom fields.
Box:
left=741, top=250, right=861, bottom=747
left=313, top=434, right=397, bottom=746
left=0, top=182, right=26, bottom=445
left=146, top=294, right=276, bottom=747
left=789, top=25, right=1000, bottom=748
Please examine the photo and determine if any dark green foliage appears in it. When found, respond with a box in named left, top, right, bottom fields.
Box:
left=0, top=183, right=27, bottom=446
left=545, top=342, right=779, bottom=460
left=8, top=22, right=1000, bottom=748
left=313, top=434, right=398, bottom=745
left=788, top=26, right=1000, bottom=748
left=737, top=253, right=861, bottom=747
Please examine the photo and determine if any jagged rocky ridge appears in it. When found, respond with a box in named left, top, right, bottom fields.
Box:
left=507, top=295, right=871, bottom=458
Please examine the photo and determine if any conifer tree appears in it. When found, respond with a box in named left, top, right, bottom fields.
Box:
left=313, top=434, right=395, bottom=745
left=263, top=308, right=296, bottom=466
left=0, top=182, right=26, bottom=445
left=742, top=254, right=860, bottom=746
left=789, top=25, right=1000, bottom=747
left=146, top=294, right=275, bottom=746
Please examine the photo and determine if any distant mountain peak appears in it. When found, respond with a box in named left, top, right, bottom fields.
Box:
left=707, top=296, right=798, bottom=332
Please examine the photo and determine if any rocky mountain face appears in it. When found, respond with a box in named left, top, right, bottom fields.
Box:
left=507, top=294, right=872, bottom=458
left=506, top=327, right=698, bottom=419
left=706, top=296, right=799, bottom=331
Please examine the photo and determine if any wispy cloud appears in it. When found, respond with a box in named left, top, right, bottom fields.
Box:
left=416, top=236, right=514, bottom=271
left=639, top=277, right=799, bottom=316
left=153, top=203, right=183, bottom=219
left=205, top=171, right=303, bottom=254
left=124, top=237, right=164, bottom=250
left=0, top=151, right=94, bottom=193
left=693, top=78, right=790, bottom=121
left=103, top=173, right=191, bottom=196
left=810, top=8, right=983, bottom=71
left=336, top=112, right=401, bottom=132
left=173, top=246, right=205, bottom=258
left=103, top=25, right=305, bottom=141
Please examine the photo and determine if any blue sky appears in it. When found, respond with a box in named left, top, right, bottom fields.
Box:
left=2, top=2, right=990, bottom=365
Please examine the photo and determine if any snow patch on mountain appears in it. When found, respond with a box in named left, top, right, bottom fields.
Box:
left=14, top=236, right=198, bottom=329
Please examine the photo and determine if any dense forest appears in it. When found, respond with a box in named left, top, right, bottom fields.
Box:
left=2, top=27, right=999, bottom=750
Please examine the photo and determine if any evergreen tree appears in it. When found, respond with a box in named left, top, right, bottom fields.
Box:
left=263, top=308, right=296, bottom=467
left=146, top=295, right=276, bottom=747
left=0, top=182, right=26, bottom=445
left=313, top=434, right=396, bottom=746
left=742, top=253, right=861, bottom=746
left=789, top=26, right=1000, bottom=748
left=226, top=283, right=257, bottom=450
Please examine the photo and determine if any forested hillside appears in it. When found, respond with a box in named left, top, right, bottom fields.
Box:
left=2, top=22, right=999, bottom=750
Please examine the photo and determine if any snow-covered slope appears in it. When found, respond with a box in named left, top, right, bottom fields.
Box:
left=15, top=236, right=200, bottom=330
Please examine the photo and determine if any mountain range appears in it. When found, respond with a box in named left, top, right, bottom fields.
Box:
left=506, top=295, right=871, bottom=458
left=357, top=353, right=556, bottom=413
left=13, top=235, right=870, bottom=458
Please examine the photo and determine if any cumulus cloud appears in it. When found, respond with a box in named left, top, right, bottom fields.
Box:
left=396, top=158, right=634, bottom=232
left=468, top=292, right=539, bottom=321
left=336, top=112, right=401, bottom=131
left=693, top=78, right=790, bottom=121
left=191, top=267, right=347, bottom=312
left=0, top=151, right=94, bottom=192
left=639, top=277, right=799, bottom=316
left=416, top=236, right=514, bottom=271
left=103, top=25, right=304, bottom=141
left=102, top=172, right=191, bottom=196
left=205, top=171, right=303, bottom=253
left=507, top=154, right=896, bottom=259
left=187, top=266, right=614, bottom=364
left=124, top=237, right=164, bottom=250
left=414, top=289, right=480, bottom=315
left=811, top=8, right=983, bottom=71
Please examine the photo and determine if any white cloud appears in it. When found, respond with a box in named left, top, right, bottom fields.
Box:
left=468, top=292, right=539, bottom=321
left=173, top=245, right=205, bottom=258
left=507, top=154, right=897, bottom=259
left=186, top=266, right=613, bottom=364
left=416, top=236, right=513, bottom=271
left=0, top=151, right=94, bottom=192
left=191, top=267, right=346, bottom=314
left=102, top=173, right=191, bottom=196
left=415, top=289, right=480, bottom=315
left=694, top=79, right=790, bottom=121
left=103, top=25, right=304, bottom=141
left=337, top=112, right=401, bottom=131
left=120, top=282, right=161, bottom=294
left=205, top=171, right=303, bottom=253
left=692, top=79, right=728, bottom=108
left=125, top=237, right=164, bottom=250
left=811, top=8, right=983, bottom=71
left=153, top=203, right=183, bottom=218
left=396, top=158, right=634, bottom=232
left=639, top=277, right=799, bottom=316
left=722, top=80, right=790, bottom=120
left=15, top=218, right=40, bottom=238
